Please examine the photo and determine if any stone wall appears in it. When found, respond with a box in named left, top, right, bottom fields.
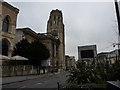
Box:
left=1, top=2, right=19, bottom=57
left=1, top=65, right=48, bottom=77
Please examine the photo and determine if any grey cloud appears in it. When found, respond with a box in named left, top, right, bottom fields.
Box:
left=7, top=2, right=118, bottom=59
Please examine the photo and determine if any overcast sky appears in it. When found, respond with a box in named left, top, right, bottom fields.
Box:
left=5, top=0, right=119, bottom=60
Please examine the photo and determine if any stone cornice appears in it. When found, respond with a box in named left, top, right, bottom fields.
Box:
left=17, top=28, right=39, bottom=40
left=16, top=28, right=60, bottom=44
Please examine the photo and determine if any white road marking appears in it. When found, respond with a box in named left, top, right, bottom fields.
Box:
left=36, top=83, right=42, bottom=85
left=20, top=86, right=26, bottom=88
left=16, top=86, right=27, bottom=90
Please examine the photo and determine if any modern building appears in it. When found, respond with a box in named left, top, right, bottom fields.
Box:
left=78, top=45, right=97, bottom=61
left=78, top=45, right=97, bottom=65
left=97, top=52, right=109, bottom=65
left=97, top=49, right=119, bottom=65
left=0, top=1, right=19, bottom=57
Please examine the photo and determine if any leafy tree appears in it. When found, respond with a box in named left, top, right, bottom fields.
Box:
left=28, top=41, right=50, bottom=74
left=29, top=41, right=50, bottom=62
left=67, top=60, right=120, bottom=88
left=13, top=39, right=50, bottom=74
left=13, top=39, right=30, bottom=58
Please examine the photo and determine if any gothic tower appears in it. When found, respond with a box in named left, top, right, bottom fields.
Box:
left=47, top=9, right=65, bottom=70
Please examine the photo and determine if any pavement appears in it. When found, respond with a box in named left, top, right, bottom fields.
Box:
left=2, top=72, right=61, bottom=85
left=2, top=71, right=69, bottom=89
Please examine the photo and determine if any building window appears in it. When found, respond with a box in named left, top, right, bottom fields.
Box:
left=54, top=16, right=56, bottom=20
left=58, top=16, right=61, bottom=20
left=1, top=39, right=10, bottom=56
left=2, top=17, right=9, bottom=32
left=53, top=16, right=56, bottom=24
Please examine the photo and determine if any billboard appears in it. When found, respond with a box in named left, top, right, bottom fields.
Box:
left=78, top=45, right=97, bottom=61
left=81, top=50, right=94, bottom=58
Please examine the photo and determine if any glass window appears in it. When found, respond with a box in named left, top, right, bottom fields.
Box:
left=2, top=17, right=9, bottom=32
left=2, top=39, right=9, bottom=56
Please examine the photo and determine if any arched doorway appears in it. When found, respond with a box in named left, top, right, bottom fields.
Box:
left=1, top=39, right=10, bottom=56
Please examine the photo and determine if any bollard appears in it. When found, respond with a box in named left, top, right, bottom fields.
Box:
left=57, top=82, right=60, bottom=90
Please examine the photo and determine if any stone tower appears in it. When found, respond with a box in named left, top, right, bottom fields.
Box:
left=47, top=9, right=65, bottom=70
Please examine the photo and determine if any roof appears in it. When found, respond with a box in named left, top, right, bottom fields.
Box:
left=16, top=28, right=60, bottom=43
left=2, top=1, right=19, bottom=14
left=78, top=44, right=97, bottom=48
left=97, top=52, right=109, bottom=55
left=38, top=33, right=60, bottom=43
left=16, top=28, right=39, bottom=39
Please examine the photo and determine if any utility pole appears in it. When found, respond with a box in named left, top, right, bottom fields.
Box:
left=115, top=0, right=120, bottom=34
left=114, top=0, right=120, bottom=57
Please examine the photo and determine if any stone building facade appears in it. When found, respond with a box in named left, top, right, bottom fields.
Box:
left=0, top=1, right=65, bottom=71
left=14, top=9, right=65, bottom=70
left=0, top=1, right=19, bottom=57
left=15, top=28, right=60, bottom=70
left=47, top=9, right=65, bottom=70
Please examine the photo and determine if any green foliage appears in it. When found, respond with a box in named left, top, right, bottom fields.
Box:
left=13, top=39, right=30, bottom=58
left=28, top=41, right=50, bottom=65
left=67, top=60, right=120, bottom=87
left=13, top=39, right=50, bottom=66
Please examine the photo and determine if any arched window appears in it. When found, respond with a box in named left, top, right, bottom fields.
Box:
left=0, top=40, right=2, bottom=55
left=2, top=39, right=10, bottom=56
left=53, top=16, right=56, bottom=24
left=2, top=17, right=9, bottom=32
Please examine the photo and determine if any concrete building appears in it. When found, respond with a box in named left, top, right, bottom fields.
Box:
left=78, top=45, right=97, bottom=61
left=97, top=49, right=119, bottom=65
left=109, top=49, right=119, bottom=64
left=0, top=1, right=19, bottom=57
left=78, top=45, right=97, bottom=65
left=97, top=52, right=109, bottom=65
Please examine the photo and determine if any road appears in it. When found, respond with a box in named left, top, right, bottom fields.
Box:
left=2, top=71, right=69, bottom=90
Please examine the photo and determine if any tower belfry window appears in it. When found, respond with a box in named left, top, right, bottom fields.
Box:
left=54, top=16, right=56, bottom=20
left=53, top=16, right=56, bottom=24
left=53, top=20, right=56, bottom=24
left=58, top=16, right=61, bottom=20
left=2, top=17, right=9, bottom=32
